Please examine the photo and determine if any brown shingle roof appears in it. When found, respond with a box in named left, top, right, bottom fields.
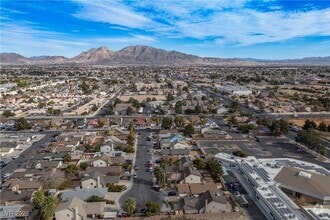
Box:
left=177, top=183, right=219, bottom=195
left=274, top=166, right=330, bottom=201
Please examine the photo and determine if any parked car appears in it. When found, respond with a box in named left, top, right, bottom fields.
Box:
left=3, top=173, right=11, bottom=179
left=167, top=191, right=177, bottom=196
left=117, top=212, right=128, bottom=218
left=152, top=185, right=161, bottom=192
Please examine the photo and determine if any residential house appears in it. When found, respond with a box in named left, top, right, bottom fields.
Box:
left=176, top=183, right=219, bottom=197
left=80, top=170, right=120, bottom=189
left=10, top=170, right=47, bottom=180
left=85, top=166, right=123, bottom=176
left=0, top=141, right=17, bottom=156
left=169, top=134, right=184, bottom=143
left=91, top=155, right=112, bottom=167
left=180, top=156, right=193, bottom=167
left=180, top=167, right=202, bottom=184
left=2, top=180, right=42, bottom=192
left=31, top=160, right=63, bottom=170
left=60, top=188, right=108, bottom=201
left=170, top=140, right=189, bottom=150
left=162, top=149, right=190, bottom=156
left=183, top=190, right=231, bottom=214
left=0, top=191, right=34, bottom=206
left=100, top=144, right=125, bottom=157
left=115, top=103, right=132, bottom=115
left=55, top=196, right=106, bottom=219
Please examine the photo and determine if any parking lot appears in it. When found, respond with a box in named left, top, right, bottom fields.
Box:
left=199, top=136, right=330, bottom=170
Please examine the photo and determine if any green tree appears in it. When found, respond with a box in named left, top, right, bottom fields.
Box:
left=14, top=117, right=31, bottom=130
left=63, top=154, right=71, bottom=163
left=2, top=110, right=15, bottom=118
left=124, top=197, right=136, bottom=216
left=302, top=119, right=317, bottom=131
left=183, top=123, right=195, bottom=136
left=174, top=116, right=185, bottom=128
left=206, top=159, right=223, bottom=182
left=132, top=99, right=141, bottom=110
left=161, top=117, right=173, bottom=129
left=296, top=130, right=325, bottom=155
left=238, top=124, right=255, bottom=134
left=65, top=164, right=79, bottom=178
left=174, top=101, right=183, bottom=114
left=166, top=93, right=174, bottom=101
left=318, top=121, right=327, bottom=132
left=257, top=117, right=269, bottom=126
left=80, top=81, right=90, bottom=94
left=41, top=196, right=58, bottom=220
left=91, top=104, right=98, bottom=111
left=32, top=189, right=45, bottom=209
left=229, top=116, right=238, bottom=125
left=269, top=119, right=288, bottom=136
left=79, top=162, right=88, bottom=171
left=86, top=195, right=105, bottom=203
left=145, top=201, right=161, bottom=216
left=126, top=132, right=135, bottom=146
left=126, top=106, right=134, bottom=115
left=194, top=104, right=202, bottom=114
left=231, top=101, right=240, bottom=112
left=233, top=150, right=249, bottom=158
left=107, top=105, right=114, bottom=115
left=128, top=121, right=135, bottom=133
left=154, top=167, right=165, bottom=187
left=193, top=158, right=206, bottom=170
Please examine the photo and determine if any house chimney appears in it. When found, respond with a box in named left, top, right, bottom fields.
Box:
left=204, top=199, right=208, bottom=213
left=97, top=176, right=101, bottom=188
left=74, top=206, right=79, bottom=219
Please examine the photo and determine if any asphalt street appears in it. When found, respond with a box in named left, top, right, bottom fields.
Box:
left=0, top=131, right=60, bottom=181
left=119, top=130, right=163, bottom=211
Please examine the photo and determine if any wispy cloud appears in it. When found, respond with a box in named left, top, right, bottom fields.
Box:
left=0, top=22, right=156, bottom=57
left=137, top=1, right=330, bottom=46
left=70, top=0, right=330, bottom=47
left=71, top=0, right=153, bottom=28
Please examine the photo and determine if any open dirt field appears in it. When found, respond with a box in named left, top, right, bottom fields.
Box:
left=288, top=118, right=330, bottom=127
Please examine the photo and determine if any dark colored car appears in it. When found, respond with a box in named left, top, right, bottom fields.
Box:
left=152, top=185, right=161, bottom=192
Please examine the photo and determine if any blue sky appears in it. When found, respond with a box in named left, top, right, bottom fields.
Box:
left=1, top=0, right=329, bottom=59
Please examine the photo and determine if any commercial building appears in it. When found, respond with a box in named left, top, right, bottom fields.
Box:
left=215, top=153, right=330, bottom=220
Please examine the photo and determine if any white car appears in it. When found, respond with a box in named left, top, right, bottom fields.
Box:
left=12, top=155, right=19, bottom=159
left=133, top=173, right=137, bottom=179
left=3, top=173, right=11, bottom=179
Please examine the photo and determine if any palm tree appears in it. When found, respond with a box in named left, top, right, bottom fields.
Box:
left=124, top=197, right=136, bottom=216
left=32, top=189, right=45, bottom=209
left=41, top=196, right=58, bottom=220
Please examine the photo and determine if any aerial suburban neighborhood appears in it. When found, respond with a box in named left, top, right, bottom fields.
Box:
left=0, top=63, right=329, bottom=220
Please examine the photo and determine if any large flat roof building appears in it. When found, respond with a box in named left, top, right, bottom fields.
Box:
left=215, top=153, right=330, bottom=220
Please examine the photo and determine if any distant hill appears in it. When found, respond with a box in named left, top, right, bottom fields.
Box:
left=1, top=46, right=329, bottom=66
left=0, top=53, right=29, bottom=64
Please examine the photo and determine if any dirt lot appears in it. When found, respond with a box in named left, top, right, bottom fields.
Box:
left=288, top=118, right=330, bottom=127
